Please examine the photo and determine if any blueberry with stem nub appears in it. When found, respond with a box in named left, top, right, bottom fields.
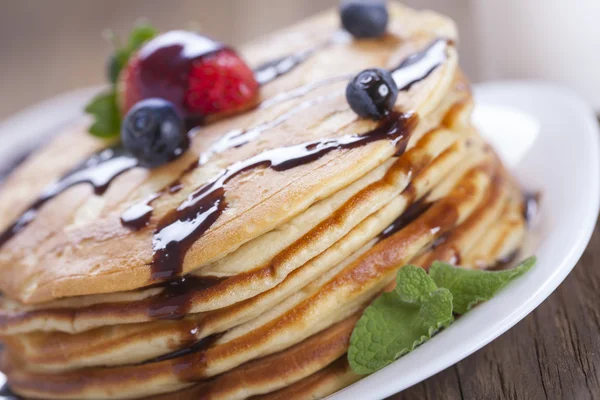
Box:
left=346, top=68, right=398, bottom=120
left=122, top=98, right=189, bottom=168
left=340, top=0, right=388, bottom=39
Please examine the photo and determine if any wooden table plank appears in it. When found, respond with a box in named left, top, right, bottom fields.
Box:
left=392, top=216, right=600, bottom=400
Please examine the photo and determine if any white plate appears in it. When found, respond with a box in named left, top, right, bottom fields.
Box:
left=0, top=82, right=598, bottom=399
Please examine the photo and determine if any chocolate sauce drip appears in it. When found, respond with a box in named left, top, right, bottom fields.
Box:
left=167, top=180, right=184, bottom=194
left=120, top=37, right=450, bottom=233
left=121, top=90, right=344, bottom=231
left=150, top=112, right=418, bottom=280
left=254, top=47, right=317, bottom=86
left=253, top=32, right=350, bottom=86
left=145, top=37, right=449, bottom=278
left=489, top=250, right=520, bottom=271
left=120, top=192, right=162, bottom=230
left=523, top=191, right=540, bottom=226
left=0, top=146, right=137, bottom=248
left=379, top=197, right=433, bottom=240
left=144, top=331, right=224, bottom=364
left=199, top=91, right=341, bottom=166
left=391, top=38, right=448, bottom=91
left=431, top=232, right=449, bottom=249
left=259, top=75, right=352, bottom=110
left=149, top=275, right=225, bottom=319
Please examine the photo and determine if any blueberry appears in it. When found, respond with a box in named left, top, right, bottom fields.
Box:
left=340, top=0, right=388, bottom=39
left=122, top=98, right=189, bottom=168
left=346, top=68, right=398, bottom=120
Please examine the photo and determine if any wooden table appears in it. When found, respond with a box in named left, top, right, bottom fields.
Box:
left=392, top=215, right=600, bottom=400
left=1, top=2, right=599, bottom=399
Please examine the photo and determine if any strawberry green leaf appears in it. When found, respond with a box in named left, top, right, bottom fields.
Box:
left=109, top=23, right=157, bottom=85
left=429, top=256, right=536, bottom=314
left=86, top=22, right=157, bottom=137
left=85, top=91, right=120, bottom=138
left=128, top=23, right=157, bottom=51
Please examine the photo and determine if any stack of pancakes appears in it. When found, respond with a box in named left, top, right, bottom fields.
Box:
left=0, top=4, right=527, bottom=399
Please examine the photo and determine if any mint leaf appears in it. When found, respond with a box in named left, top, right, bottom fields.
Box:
left=348, top=257, right=535, bottom=375
left=394, top=265, right=438, bottom=304
left=84, top=91, right=120, bottom=138
left=430, top=256, right=536, bottom=314
left=348, top=266, right=453, bottom=374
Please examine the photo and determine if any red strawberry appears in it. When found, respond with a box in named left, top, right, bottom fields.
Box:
left=119, top=31, right=259, bottom=119
left=186, top=49, right=259, bottom=116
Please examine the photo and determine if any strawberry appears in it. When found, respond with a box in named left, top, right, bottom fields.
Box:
left=186, top=49, right=259, bottom=116
left=119, top=31, right=259, bottom=119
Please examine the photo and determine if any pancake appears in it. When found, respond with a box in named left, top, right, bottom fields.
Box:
left=0, top=3, right=532, bottom=399
left=0, top=77, right=470, bottom=337
left=0, top=150, right=514, bottom=399
left=1, top=116, right=475, bottom=372
left=0, top=4, right=458, bottom=305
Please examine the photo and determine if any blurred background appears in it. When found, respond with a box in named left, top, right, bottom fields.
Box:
left=1, top=0, right=599, bottom=120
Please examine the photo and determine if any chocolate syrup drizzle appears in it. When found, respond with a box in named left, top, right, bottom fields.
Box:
left=149, top=275, right=225, bottom=319
left=0, top=147, right=138, bottom=247
left=489, top=249, right=519, bottom=271
left=119, top=91, right=344, bottom=231
left=0, top=37, right=450, bottom=285
left=151, top=111, right=418, bottom=279
left=145, top=331, right=224, bottom=364
left=378, top=196, right=433, bottom=240
left=253, top=31, right=350, bottom=86
left=143, top=38, right=449, bottom=279
left=254, top=47, right=318, bottom=86
left=198, top=91, right=343, bottom=166
left=391, top=38, right=448, bottom=91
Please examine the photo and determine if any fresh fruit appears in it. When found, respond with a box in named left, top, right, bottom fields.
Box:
left=346, top=68, right=398, bottom=119
left=120, top=31, right=259, bottom=119
left=340, top=0, right=388, bottom=39
left=121, top=98, right=189, bottom=168
left=185, top=49, right=259, bottom=115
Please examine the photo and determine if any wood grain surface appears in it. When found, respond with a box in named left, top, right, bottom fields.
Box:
left=0, top=2, right=598, bottom=399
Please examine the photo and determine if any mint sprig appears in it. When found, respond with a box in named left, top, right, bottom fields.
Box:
left=85, top=23, right=157, bottom=138
left=348, top=266, right=453, bottom=374
left=348, top=257, right=536, bottom=374
left=430, top=256, right=536, bottom=314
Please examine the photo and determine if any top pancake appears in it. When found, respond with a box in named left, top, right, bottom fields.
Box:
left=0, top=3, right=458, bottom=304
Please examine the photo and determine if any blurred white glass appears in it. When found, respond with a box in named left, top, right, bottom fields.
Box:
left=472, top=0, right=600, bottom=110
